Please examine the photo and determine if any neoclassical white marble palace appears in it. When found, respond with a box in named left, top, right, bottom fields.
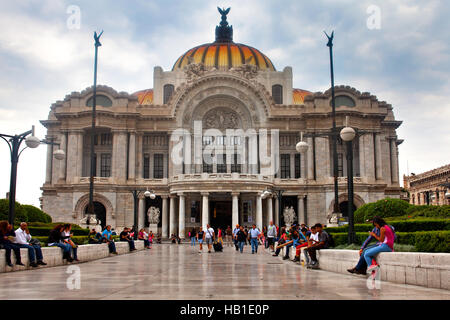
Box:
left=40, top=9, right=402, bottom=238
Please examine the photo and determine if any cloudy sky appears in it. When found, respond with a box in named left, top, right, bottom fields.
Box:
left=0, top=0, right=449, bottom=207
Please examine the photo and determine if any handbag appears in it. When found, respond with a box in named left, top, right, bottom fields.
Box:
left=29, top=238, right=41, bottom=247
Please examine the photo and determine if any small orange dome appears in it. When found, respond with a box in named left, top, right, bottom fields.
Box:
left=133, top=89, right=153, bottom=105
left=293, top=89, right=312, bottom=105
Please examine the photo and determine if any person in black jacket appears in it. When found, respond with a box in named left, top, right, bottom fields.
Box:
left=0, top=221, right=23, bottom=267
left=236, top=226, right=247, bottom=253
left=48, top=224, right=73, bottom=262
left=120, top=227, right=136, bottom=251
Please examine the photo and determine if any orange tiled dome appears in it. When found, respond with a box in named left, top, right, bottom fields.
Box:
left=133, top=89, right=153, bottom=105
left=172, top=42, right=276, bottom=71
left=293, top=88, right=312, bottom=105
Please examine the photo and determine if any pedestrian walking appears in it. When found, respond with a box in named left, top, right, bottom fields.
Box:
left=204, top=224, right=215, bottom=253
left=232, top=224, right=240, bottom=251
left=267, top=221, right=277, bottom=252
left=225, top=225, right=233, bottom=247
left=236, top=226, right=247, bottom=253
left=189, top=228, right=197, bottom=247
left=197, top=227, right=204, bottom=253
left=248, top=224, right=261, bottom=254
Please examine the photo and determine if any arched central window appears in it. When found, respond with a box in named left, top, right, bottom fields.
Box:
left=272, top=84, right=283, bottom=104
left=86, top=94, right=112, bottom=107
left=331, top=95, right=356, bottom=108
left=163, top=84, right=174, bottom=104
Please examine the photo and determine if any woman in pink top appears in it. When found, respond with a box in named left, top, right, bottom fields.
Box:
left=364, top=216, right=395, bottom=272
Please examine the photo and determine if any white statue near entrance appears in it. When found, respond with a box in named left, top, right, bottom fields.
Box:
left=147, top=206, right=160, bottom=233
left=283, top=206, right=296, bottom=227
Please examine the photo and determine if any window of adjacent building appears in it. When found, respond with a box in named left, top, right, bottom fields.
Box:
left=217, top=154, right=227, bottom=173
left=332, top=95, right=356, bottom=108
left=100, top=154, right=111, bottom=177
left=143, top=154, right=150, bottom=179
left=231, top=153, right=241, bottom=173
left=280, top=154, right=290, bottom=178
left=163, top=84, right=174, bottom=104
left=154, top=154, right=164, bottom=179
left=87, top=94, right=113, bottom=107
left=272, top=84, right=283, bottom=104
left=295, top=153, right=301, bottom=178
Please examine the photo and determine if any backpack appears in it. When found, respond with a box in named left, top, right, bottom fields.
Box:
left=388, top=225, right=397, bottom=241
left=326, top=232, right=335, bottom=248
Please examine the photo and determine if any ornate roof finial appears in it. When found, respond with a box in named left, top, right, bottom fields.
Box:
left=215, top=7, right=233, bottom=43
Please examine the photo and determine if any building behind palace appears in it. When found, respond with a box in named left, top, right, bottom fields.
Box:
left=40, top=9, right=403, bottom=237
left=403, top=164, right=450, bottom=206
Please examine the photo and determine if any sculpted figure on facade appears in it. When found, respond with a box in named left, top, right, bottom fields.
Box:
left=283, top=206, right=296, bottom=225
left=203, top=108, right=240, bottom=129
left=147, top=206, right=160, bottom=224
left=230, top=56, right=259, bottom=80
left=184, top=56, right=207, bottom=82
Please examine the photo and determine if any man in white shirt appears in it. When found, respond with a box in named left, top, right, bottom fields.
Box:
left=248, top=224, right=261, bottom=254
left=14, top=222, right=47, bottom=267
left=304, top=225, right=319, bottom=265
left=204, top=224, right=215, bottom=253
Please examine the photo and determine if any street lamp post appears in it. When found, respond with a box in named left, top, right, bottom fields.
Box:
left=325, top=31, right=341, bottom=220
left=130, top=189, right=156, bottom=240
left=87, top=30, right=103, bottom=224
left=340, top=117, right=356, bottom=244
left=0, top=126, right=65, bottom=227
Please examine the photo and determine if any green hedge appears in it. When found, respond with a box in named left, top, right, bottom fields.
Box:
left=325, top=219, right=450, bottom=233
left=354, top=198, right=410, bottom=223
left=33, top=236, right=89, bottom=246
left=0, top=199, right=53, bottom=224
left=26, top=227, right=89, bottom=237
left=330, top=230, right=450, bottom=253
left=27, top=222, right=84, bottom=229
left=406, top=205, right=450, bottom=218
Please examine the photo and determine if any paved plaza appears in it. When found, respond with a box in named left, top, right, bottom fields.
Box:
left=0, top=244, right=449, bottom=300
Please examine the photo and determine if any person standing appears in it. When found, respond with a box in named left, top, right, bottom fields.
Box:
left=236, top=226, right=247, bottom=253
left=189, top=228, right=197, bottom=247
left=14, top=222, right=47, bottom=267
left=197, top=227, right=204, bottom=253
left=267, top=221, right=277, bottom=252
left=248, top=224, right=261, bottom=254
left=225, top=226, right=233, bottom=247
left=217, top=228, right=224, bottom=246
left=204, top=224, right=215, bottom=253
left=232, top=224, right=240, bottom=251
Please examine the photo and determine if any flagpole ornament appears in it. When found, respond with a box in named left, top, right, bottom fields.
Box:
left=94, top=30, right=103, bottom=47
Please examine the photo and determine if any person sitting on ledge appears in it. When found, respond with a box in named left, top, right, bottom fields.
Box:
left=347, top=222, right=381, bottom=275
left=88, top=228, right=103, bottom=244
left=120, top=227, right=136, bottom=251
left=61, top=224, right=79, bottom=262
left=48, top=224, right=73, bottom=262
left=0, top=221, right=24, bottom=267
left=272, top=227, right=287, bottom=257
left=14, top=222, right=47, bottom=267
left=102, top=225, right=118, bottom=254
left=305, top=223, right=329, bottom=269
left=138, top=228, right=150, bottom=249
left=156, top=233, right=162, bottom=244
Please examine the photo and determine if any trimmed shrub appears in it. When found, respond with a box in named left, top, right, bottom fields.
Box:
left=21, top=205, right=52, bottom=223
left=353, top=198, right=410, bottom=223
left=27, top=222, right=84, bottom=229
left=0, top=198, right=27, bottom=223
left=330, top=230, right=450, bottom=252
left=406, top=205, right=450, bottom=218
left=26, top=227, right=89, bottom=237
left=325, top=219, right=450, bottom=234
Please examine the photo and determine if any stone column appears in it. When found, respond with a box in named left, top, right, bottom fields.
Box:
left=76, top=131, right=84, bottom=178
left=298, top=195, right=305, bottom=224
left=136, top=133, right=143, bottom=179
left=390, top=139, right=399, bottom=184
left=128, top=131, right=136, bottom=180
left=256, top=194, right=263, bottom=230
left=232, top=192, right=239, bottom=228
left=274, top=196, right=279, bottom=226
left=307, top=136, right=314, bottom=180
left=58, top=132, right=67, bottom=182
left=178, top=193, right=185, bottom=239
left=138, top=196, right=145, bottom=230
left=375, top=134, right=383, bottom=180
left=45, top=139, right=52, bottom=184
left=112, top=130, right=127, bottom=183
left=162, top=196, right=169, bottom=238
left=202, top=192, right=209, bottom=228
left=267, top=197, right=273, bottom=225
left=169, top=196, right=177, bottom=236
left=358, top=135, right=366, bottom=178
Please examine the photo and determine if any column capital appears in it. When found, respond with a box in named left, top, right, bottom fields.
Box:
left=160, top=194, right=170, bottom=199
left=231, top=192, right=240, bottom=197
left=201, top=192, right=209, bottom=197
left=177, top=192, right=185, bottom=197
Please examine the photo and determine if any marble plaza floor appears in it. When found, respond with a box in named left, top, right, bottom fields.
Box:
left=0, top=243, right=449, bottom=300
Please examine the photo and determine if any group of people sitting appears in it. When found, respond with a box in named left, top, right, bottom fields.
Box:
left=271, top=222, right=330, bottom=269
left=89, top=225, right=157, bottom=252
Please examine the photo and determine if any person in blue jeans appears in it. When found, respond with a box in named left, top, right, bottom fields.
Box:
left=102, top=225, right=118, bottom=254
left=14, top=222, right=47, bottom=267
left=189, top=228, right=196, bottom=247
left=47, top=224, right=73, bottom=262
left=363, top=216, right=395, bottom=272
left=347, top=226, right=380, bottom=275
left=248, top=224, right=261, bottom=254
left=236, top=226, right=247, bottom=253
